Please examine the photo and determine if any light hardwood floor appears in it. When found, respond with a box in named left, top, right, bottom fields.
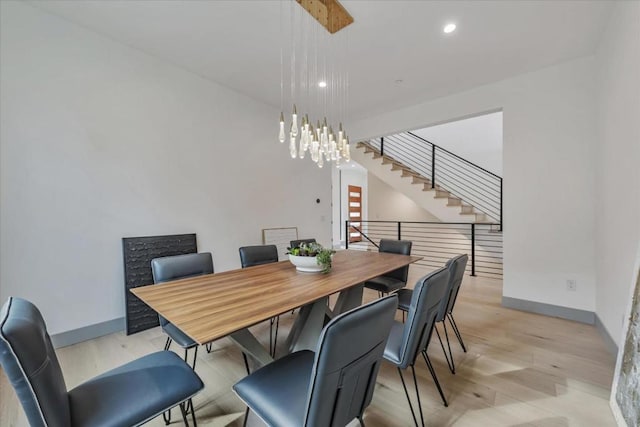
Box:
left=1, top=267, right=617, bottom=426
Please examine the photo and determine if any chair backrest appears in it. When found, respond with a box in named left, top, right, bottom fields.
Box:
left=290, top=238, right=317, bottom=249
left=304, top=295, right=398, bottom=427
left=0, top=297, right=71, bottom=427
left=442, top=254, right=468, bottom=318
left=378, top=239, right=413, bottom=283
left=151, top=252, right=214, bottom=326
left=239, top=245, right=279, bottom=268
left=397, top=267, right=450, bottom=369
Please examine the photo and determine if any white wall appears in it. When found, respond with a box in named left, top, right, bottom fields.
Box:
left=594, top=1, right=640, bottom=347
left=413, top=111, right=503, bottom=176
left=0, top=2, right=332, bottom=335
left=367, top=173, right=439, bottom=222
left=349, top=56, right=598, bottom=314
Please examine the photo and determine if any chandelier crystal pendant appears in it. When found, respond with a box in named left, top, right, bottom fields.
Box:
left=278, top=0, right=353, bottom=169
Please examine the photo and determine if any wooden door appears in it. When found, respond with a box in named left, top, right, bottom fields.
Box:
left=348, top=185, right=362, bottom=243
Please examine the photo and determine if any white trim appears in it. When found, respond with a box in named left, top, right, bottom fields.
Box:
left=501, top=296, right=595, bottom=324
left=50, top=317, right=124, bottom=348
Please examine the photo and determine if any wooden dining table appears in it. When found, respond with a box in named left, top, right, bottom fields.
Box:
left=131, top=249, right=421, bottom=367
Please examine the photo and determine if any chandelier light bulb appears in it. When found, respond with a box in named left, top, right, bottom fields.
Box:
left=289, top=133, right=297, bottom=159
left=310, top=126, right=319, bottom=162
left=291, top=105, right=298, bottom=138
left=278, top=112, right=286, bottom=143
left=303, top=122, right=310, bottom=151
left=345, top=138, right=351, bottom=162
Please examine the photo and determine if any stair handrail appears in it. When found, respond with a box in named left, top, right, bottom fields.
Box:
left=406, top=131, right=502, bottom=180
left=346, top=223, right=379, bottom=248
left=366, top=131, right=503, bottom=230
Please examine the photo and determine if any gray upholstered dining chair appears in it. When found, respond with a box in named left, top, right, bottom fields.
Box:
left=151, top=252, right=222, bottom=424
left=364, top=239, right=413, bottom=297
left=233, top=295, right=398, bottom=427
left=151, top=252, right=215, bottom=369
left=0, top=297, right=204, bottom=427
left=396, top=254, right=469, bottom=374
left=239, top=244, right=279, bottom=267
left=289, top=238, right=316, bottom=249
left=239, top=245, right=280, bottom=357
left=383, top=267, right=450, bottom=427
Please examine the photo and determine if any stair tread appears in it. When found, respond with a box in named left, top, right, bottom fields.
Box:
left=355, top=140, right=500, bottom=226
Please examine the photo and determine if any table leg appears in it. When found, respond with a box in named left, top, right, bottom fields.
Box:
left=228, top=329, right=274, bottom=369
left=331, top=283, right=364, bottom=316
left=285, top=296, right=328, bottom=353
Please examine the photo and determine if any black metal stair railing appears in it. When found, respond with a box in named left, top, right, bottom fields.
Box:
left=345, top=220, right=503, bottom=279
left=368, top=132, right=503, bottom=229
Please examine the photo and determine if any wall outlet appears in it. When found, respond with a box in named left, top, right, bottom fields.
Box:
left=566, top=279, right=577, bottom=291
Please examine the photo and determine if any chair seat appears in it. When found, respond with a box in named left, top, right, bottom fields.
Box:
left=233, top=350, right=314, bottom=427
left=163, top=322, right=198, bottom=349
left=382, top=321, right=406, bottom=367
left=364, top=275, right=406, bottom=293
left=69, top=351, right=203, bottom=427
left=396, top=288, right=413, bottom=312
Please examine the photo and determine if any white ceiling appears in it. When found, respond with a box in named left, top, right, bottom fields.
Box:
left=32, top=0, right=613, bottom=120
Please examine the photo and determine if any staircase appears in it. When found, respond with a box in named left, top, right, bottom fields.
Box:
left=352, top=132, right=502, bottom=228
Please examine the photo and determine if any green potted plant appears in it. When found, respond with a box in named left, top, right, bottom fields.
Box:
left=287, top=242, right=336, bottom=273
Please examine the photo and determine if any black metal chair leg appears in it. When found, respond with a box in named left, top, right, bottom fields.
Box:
left=397, top=367, right=419, bottom=427
left=162, top=409, right=172, bottom=425
left=205, top=343, right=212, bottom=353
left=189, top=399, right=197, bottom=427
left=402, top=310, right=406, bottom=323
left=179, top=401, right=190, bottom=426
left=242, top=406, right=249, bottom=427
left=410, top=365, right=426, bottom=427
left=421, top=351, right=448, bottom=407
left=434, top=324, right=455, bottom=374
left=272, top=316, right=280, bottom=358
left=442, top=320, right=456, bottom=373
left=242, top=352, right=251, bottom=375
left=447, top=313, right=467, bottom=352
left=164, top=336, right=172, bottom=351
left=269, top=318, right=274, bottom=356
left=191, top=346, right=198, bottom=370
left=183, top=347, right=198, bottom=372
left=358, top=415, right=366, bottom=427
left=182, top=393, right=196, bottom=416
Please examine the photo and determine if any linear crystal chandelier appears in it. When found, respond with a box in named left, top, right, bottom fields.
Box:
left=278, top=0, right=354, bottom=169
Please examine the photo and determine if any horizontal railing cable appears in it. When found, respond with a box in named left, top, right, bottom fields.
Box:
left=346, top=220, right=503, bottom=279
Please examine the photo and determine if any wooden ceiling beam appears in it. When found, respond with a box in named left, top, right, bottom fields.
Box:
left=296, top=0, right=354, bottom=34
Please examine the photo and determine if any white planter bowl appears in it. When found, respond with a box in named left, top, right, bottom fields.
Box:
left=288, top=254, right=323, bottom=273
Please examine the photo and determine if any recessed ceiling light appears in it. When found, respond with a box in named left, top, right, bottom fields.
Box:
left=443, top=23, right=456, bottom=34
left=318, top=81, right=327, bottom=88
